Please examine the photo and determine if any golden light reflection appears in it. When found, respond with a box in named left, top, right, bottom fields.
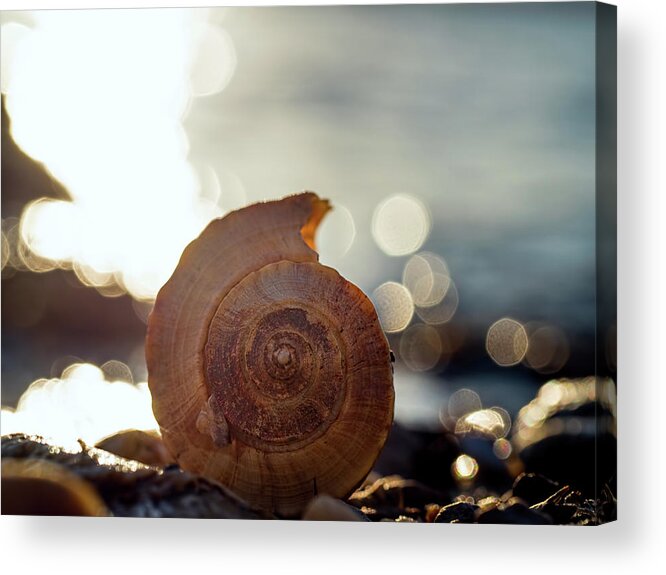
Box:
left=372, top=281, right=414, bottom=333
left=0, top=362, right=159, bottom=451
left=371, top=194, right=431, bottom=256
left=72, top=261, right=122, bottom=297
left=486, top=317, right=528, bottom=366
left=100, top=359, right=134, bottom=384
left=399, top=323, right=442, bottom=371
left=447, top=388, right=482, bottom=420
left=454, top=408, right=510, bottom=439
left=1, top=10, right=238, bottom=301
left=1, top=229, right=9, bottom=271
left=490, top=406, right=512, bottom=436
left=453, top=454, right=478, bottom=480
left=19, top=198, right=78, bottom=262
left=523, top=324, right=570, bottom=374
left=519, top=403, right=547, bottom=428
left=492, top=438, right=513, bottom=460
left=536, top=381, right=563, bottom=407
left=402, top=252, right=450, bottom=307
left=415, top=279, right=459, bottom=325
left=512, top=377, right=617, bottom=451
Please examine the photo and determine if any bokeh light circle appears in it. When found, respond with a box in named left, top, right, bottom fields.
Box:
left=372, top=194, right=431, bottom=256
left=415, top=279, right=459, bottom=325
left=453, top=454, right=478, bottom=480
left=486, top=318, right=528, bottom=366
left=402, top=251, right=450, bottom=307
left=399, top=324, right=442, bottom=371
left=372, top=281, right=414, bottom=333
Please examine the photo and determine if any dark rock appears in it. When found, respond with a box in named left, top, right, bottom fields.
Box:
left=476, top=501, right=552, bottom=525
left=530, top=485, right=582, bottom=524
left=349, top=475, right=448, bottom=511
left=434, top=501, right=479, bottom=523
left=512, top=472, right=561, bottom=506
left=1, top=433, right=271, bottom=519
left=373, top=423, right=460, bottom=492
left=519, top=433, right=616, bottom=497
left=513, top=378, right=617, bottom=497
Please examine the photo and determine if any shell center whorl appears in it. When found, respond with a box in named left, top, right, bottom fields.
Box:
left=275, top=346, right=292, bottom=366
left=253, top=324, right=314, bottom=399
left=204, top=263, right=350, bottom=451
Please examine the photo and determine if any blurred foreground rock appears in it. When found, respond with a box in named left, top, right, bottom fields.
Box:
left=2, top=457, right=110, bottom=516
left=2, top=373, right=618, bottom=524
left=95, top=429, right=175, bottom=467
left=1, top=433, right=270, bottom=519
left=512, top=377, right=617, bottom=497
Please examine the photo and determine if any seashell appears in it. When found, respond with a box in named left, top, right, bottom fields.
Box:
left=146, top=192, right=395, bottom=516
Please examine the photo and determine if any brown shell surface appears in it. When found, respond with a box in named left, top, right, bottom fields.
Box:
left=146, top=193, right=394, bottom=516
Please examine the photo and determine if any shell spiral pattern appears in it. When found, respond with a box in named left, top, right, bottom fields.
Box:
left=146, top=193, right=394, bottom=516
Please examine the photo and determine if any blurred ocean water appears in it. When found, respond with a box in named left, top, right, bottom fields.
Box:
left=2, top=4, right=602, bottom=425
left=190, top=3, right=596, bottom=339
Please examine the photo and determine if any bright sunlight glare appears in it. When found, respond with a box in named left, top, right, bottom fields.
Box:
left=1, top=362, right=159, bottom=451
left=1, top=9, right=237, bottom=300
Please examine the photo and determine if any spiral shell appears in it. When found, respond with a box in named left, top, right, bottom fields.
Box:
left=146, top=192, right=394, bottom=516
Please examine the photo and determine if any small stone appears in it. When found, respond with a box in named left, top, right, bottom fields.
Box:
left=424, top=503, right=441, bottom=523
left=96, top=430, right=174, bottom=467
left=476, top=496, right=501, bottom=512
left=302, top=495, right=369, bottom=521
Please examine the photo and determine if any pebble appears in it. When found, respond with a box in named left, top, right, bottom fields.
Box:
left=96, top=429, right=174, bottom=467
left=302, top=495, right=370, bottom=521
